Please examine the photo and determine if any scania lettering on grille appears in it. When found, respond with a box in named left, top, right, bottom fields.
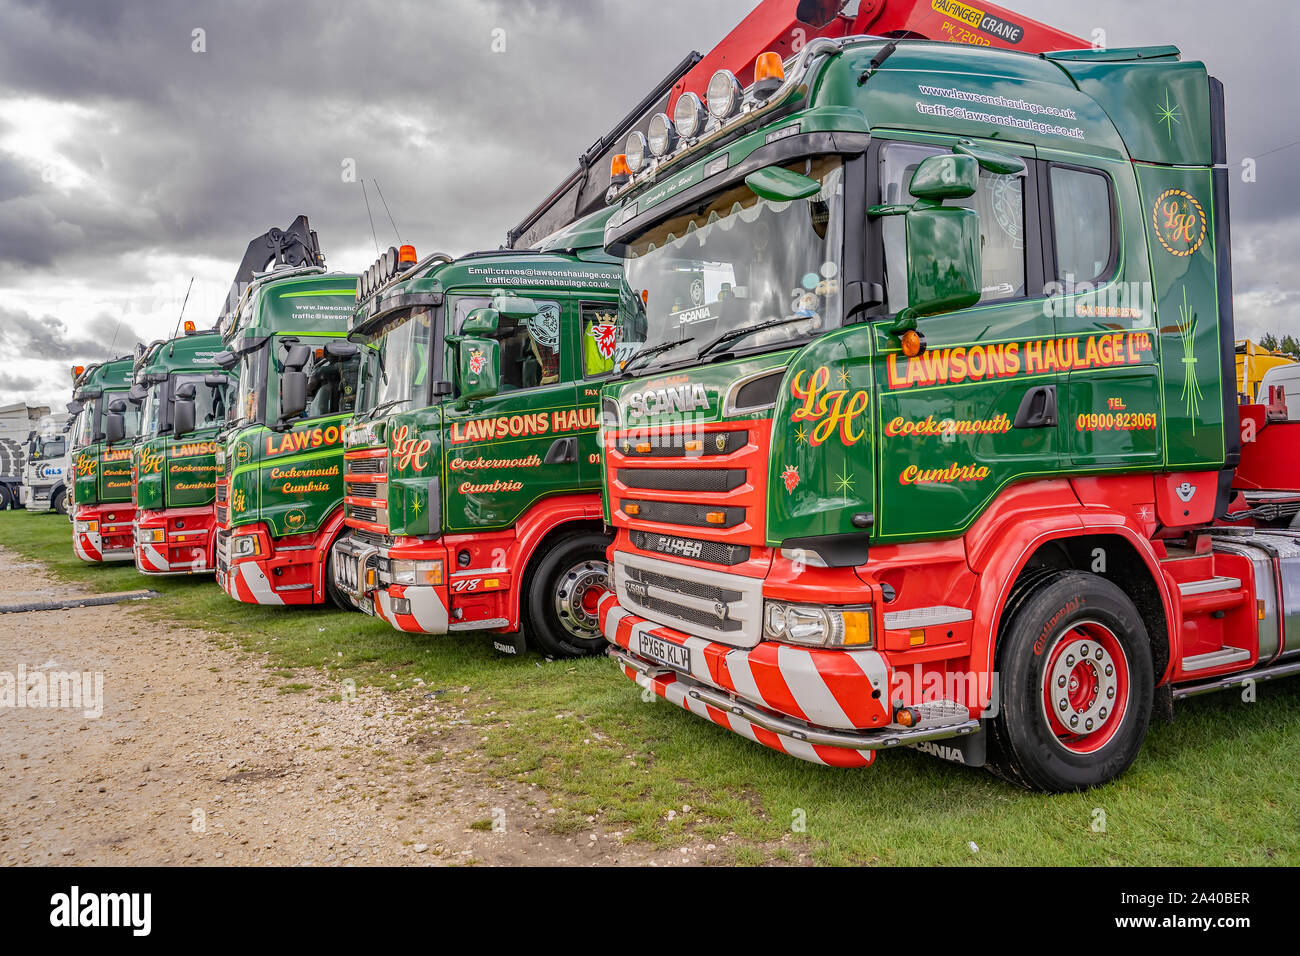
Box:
left=624, top=383, right=709, bottom=420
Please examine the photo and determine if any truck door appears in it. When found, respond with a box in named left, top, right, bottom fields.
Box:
left=441, top=293, right=583, bottom=532
left=1044, top=161, right=1161, bottom=469
left=872, top=139, right=1059, bottom=541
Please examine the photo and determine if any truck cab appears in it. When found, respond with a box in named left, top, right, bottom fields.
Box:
left=21, top=413, right=73, bottom=514
left=331, top=215, right=628, bottom=657
left=69, top=356, right=140, bottom=562
left=213, top=267, right=362, bottom=606
left=590, top=33, right=1300, bottom=791
left=128, top=327, right=233, bottom=574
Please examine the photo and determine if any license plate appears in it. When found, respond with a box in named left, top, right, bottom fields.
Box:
left=359, top=596, right=374, bottom=617
left=637, top=633, right=691, bottom=672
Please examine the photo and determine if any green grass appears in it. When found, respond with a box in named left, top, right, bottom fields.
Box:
left=5, top=509, right=1299, bottom=865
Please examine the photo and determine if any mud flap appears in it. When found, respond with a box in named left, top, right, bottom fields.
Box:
left=907, top=726, right=987, bottom=767
left=492, top=632, right=528, bottom=656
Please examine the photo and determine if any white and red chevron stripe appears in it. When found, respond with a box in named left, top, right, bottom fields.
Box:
left=599, top=592, right=891, bottom=766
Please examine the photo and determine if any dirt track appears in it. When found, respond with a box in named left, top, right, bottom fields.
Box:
left=0, top=546, right=691, bottom=866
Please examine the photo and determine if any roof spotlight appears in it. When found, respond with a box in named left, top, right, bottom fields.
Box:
left=625, top=131, right=647, bottom=173
left=384, top=246, right=398, bottom=276
left=673, top=92, right=707, bottom=139
left=647, top=112, right=677, bottom=158
left=707, top=70, right=742, bottom=120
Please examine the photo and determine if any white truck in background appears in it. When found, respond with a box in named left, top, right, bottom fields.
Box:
left=21, top=413, right=73, bottom=514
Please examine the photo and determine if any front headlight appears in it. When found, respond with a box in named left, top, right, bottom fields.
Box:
left=144, top=528, right=164, bottom=544
left=390, top=558, right=443, bottom=587
left=763, top=601, right=873, bottom=648
left=231, top=533, right=260, bottom=557
left=75, top=519, right=98, bottom=533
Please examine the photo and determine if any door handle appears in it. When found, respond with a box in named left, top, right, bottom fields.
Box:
left=1013, top=384, right=1057, bottom=428
left=544, top=437, right=578, bottom=464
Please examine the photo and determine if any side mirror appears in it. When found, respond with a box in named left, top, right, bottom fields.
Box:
left=104, top=413, right=125, bottom=444
left=909, top=154, right=978, bottom=202
left=127, top=385, right=148, bottom=405
left=325, top=340, right=359, bottom=361
left=174, top=383, right=198, bottom=402
left=452, top=339, right=499, bottom=410
left=282, top=344, right=312, bottom=371
left=868, top=153, right=983, bottom=330
left=213, top=350, right=238, bottom=371
left=744, top=166, right=822, bottom=202
left=204, top=373, right=226, bottom=387
left=173, top=398, right=196, bottom=437
left=462, top=307, right=500, bottom=337
left=66, top=401, right=83, bottom=415
left=489, top=296, right=537, bottom=321
left=279, top=370, right=308, bottom=421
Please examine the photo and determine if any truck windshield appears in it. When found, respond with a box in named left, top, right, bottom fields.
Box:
left=139, top=384, right=163, bottom=438
left=356, top=308, right=432, bottom=416
left=271, top=337, right=361, bottom=421
left=231, top=345, right=268, bottom=428
left=620, top=156, right=844, bottom=373
left=70, top=405, right=90, bottom=450
left=33, top=436, right=65, bottom=459
left=173, top=373, right=229, bottom=431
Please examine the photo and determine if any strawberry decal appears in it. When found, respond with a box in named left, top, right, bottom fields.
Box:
left=782, top=465, right=800, bottom=494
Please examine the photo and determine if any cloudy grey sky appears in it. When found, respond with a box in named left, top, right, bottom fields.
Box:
left=0, top=0, right=1295, bottom=410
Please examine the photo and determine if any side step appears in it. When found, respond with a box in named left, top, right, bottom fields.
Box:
left=1177, top=576, right=1241, bottom=597
left=1173, top=659, right=1300, bottom=700
left=1181, top=646, right=1252, bottom=672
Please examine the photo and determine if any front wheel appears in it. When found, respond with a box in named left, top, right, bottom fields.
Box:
left=525, top=531, right=611, bottom=658
left=51, top=488, right=67, bottom=516
left=986, top=570, right=1153, bottom=793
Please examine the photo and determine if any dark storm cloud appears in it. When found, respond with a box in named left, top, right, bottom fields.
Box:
left=0, top=0, right=1294, bottom=329
left=0, top=307, right=141, bottom=362
left=0, top=371, right=39, bottom=392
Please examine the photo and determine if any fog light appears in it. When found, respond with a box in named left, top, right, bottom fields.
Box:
left=706, top=69, right=742, bottom=119
left=647, top=112, right=677, bottom=157
left=392, top=598, right=411, bottom=615
left=625, top=131, right=647, bottom=173
left=673, top=91, right=706, bottom=139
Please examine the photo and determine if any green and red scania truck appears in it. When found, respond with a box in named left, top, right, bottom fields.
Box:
left=329, top=216, right=630, bottom=657
left=125, top=324, right=233, bottom=575
left=69, top=356, right=140, bottom=563
left=587, top=1, right=1300, bottom=791
left=213, top=218, right=364, bottom=608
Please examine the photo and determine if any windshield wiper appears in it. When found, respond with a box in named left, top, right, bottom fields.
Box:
left=696, top=316, right=813, bottom=361
left=365, top=398, right=411, bottom=421
left=618, top=337, right=696, bottom=378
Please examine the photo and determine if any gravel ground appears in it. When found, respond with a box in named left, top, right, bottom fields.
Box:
left=0, top=546, right=699, bottom=866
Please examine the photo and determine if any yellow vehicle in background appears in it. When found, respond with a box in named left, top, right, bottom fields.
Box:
left=1236, top=339, right=1296, bottom=402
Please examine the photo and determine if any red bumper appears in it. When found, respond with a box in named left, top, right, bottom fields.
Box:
left=134, top=506, right=217, bottom=574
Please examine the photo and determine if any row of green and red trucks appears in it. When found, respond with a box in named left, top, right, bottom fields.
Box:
left=63, top=0, right=1300, bottom=791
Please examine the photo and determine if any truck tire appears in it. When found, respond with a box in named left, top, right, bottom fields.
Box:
left=524, top=531, right=611, bottom=658
left=985, top=570, right=1153, bottom=793
left=51, top=487, right=67, bottom=516
left=0, top=484, right=13, bottom=510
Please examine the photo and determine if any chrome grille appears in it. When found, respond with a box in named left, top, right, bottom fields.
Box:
left=614, top=550, right=763, bottom=647
left=347, top=504, right=378, bottom=523
left=616, top=430, right=747, bottom=458
left=346, top=482, right=381, bottom=498
left=347, top=457, right=385, bottom=475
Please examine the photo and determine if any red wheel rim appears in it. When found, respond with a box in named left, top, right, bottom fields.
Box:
left=1040, top=621, right=1129, bottom=755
